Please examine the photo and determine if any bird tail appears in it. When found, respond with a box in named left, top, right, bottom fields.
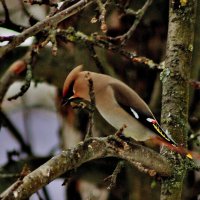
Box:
left=157, top=125, right=193, bottom=159
left=186, top=153, right=193, bottom=159
left=152, top=136, right=193, bottom=159
left=152, top=121, right=177, bottom=145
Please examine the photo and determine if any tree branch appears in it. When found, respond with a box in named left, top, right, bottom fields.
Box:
left=24, top=0, right=58, bottom=7
left=104, top=160, right=124, bottom=190
left=0, top=110, right=32, bottom=154
left=58, top=27, right=161, bottom=69
left=113, top=0, right=153, bottom=45
left=0, top=0, right=95, bottom=59
left=84, top=72, right=96, bottom=139
left=6, top=46, right=38, bottom=101
left=0, top=60, right=27, bottom=105
left=0, top=0, right=25, bottom=32
left=160, top=0, right=196, bottom=199
left=0, top=136, right=172, bottom=200
left=96, top=0, right=107, bottom=33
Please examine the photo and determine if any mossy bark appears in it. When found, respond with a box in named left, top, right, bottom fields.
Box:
left=160, top=1, right=196, bottom=200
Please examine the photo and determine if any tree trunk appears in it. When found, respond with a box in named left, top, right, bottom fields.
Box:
left=160, top=1, right=196, bottom=200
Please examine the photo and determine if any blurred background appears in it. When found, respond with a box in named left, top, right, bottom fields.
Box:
left=0, top=0, right=200, bottom=199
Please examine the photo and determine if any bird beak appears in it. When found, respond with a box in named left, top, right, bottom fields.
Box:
left=61, top=97, right=69, bottom=106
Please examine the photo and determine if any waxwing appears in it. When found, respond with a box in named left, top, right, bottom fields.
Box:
left=62, top=65, right=177, bottom=145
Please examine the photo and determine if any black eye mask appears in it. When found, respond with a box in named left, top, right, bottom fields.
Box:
left=62, top=96, right=94, bottom=112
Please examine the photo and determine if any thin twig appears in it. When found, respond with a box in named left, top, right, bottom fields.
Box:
left=1, top=0, right=11, bottom=22
left=96, top=0, right=107, bottom=33
left=19, top=0, right=39, bottom=26
left=40, top=27, right=58, bottom=56
left=84, top=72, right=96, bottom=139
left=7, top=47, right=37, bottom=101
left=0, top=0, right=95, bottom=58
left=0, top=36, right=14, bottom=42
left=124, top=0, right=131, bottom=8
left=0, top=110, right=32, bottom=154
left=0, top=60, right=27, bottom=105
left=24, top=0, right=58, bottom=7
left=0, top=165, right=31, bottom=200
left=58, top=27, right=161, bottom=69
left=114, top=0, right=153, bottom=46
left=104, top=160, right=124, bottom=190
left=0, top=0, right=26, bottom=32
left=7, top=64, right=32, bottom=101
left=0, top=173, right=20, bottom=179
left=86, top=43, right=106, bottom=73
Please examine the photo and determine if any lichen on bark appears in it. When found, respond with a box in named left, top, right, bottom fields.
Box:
left=160, top=0, right=196, bottom=199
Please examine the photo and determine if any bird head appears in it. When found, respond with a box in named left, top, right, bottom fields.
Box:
left=62, top=65, right=91, bottom=109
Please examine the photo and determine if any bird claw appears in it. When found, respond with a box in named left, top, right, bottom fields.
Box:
left=115, top=132, right=131, bottom=143
left=107, top=132, right=130, bottom=150
left=115, top=125, right=131, bottom=142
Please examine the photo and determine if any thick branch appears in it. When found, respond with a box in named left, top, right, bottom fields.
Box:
left=160, top=0, right=196, bottom=199
left=0, top=0, right=95, bottom=58
left=0, top=136, right=171, bottom=200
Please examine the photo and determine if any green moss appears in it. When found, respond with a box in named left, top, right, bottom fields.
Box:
left=160, top=68, right=170, bottom=82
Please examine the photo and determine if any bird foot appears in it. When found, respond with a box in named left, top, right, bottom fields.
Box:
left=108, top=131, right=130, bottom=150
left=107, top=135, right=129, bottom=149
left=115, top=132, right=131, bottom=143
left=115, top=124, right=131, bottom=143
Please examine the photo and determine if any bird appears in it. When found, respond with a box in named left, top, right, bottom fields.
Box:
left=62, top=65, right=192, bottom=158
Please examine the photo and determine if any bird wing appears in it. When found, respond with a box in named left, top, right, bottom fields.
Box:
left=110, top=81, right=177, bottom=145
left=119, top=103, right=177, bottom=145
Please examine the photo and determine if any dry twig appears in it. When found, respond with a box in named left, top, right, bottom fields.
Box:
left=0, top=0, right=95, bottom=58
left=96, top=0, right=107, bottom=33
left=113, top=0, right=153, bottom=46
left=0, top=0, right=26, bottom=32
left=7, top=48, right=37, bottom=101
left=85, top=72, right=96, bottom=139
left=104, top=160, right=124, bottom=190
left=24, top=0, right=58, bottom=7
left=86, top=43, right=106, bottom=73
left=58, top=27, right=161, bottom=69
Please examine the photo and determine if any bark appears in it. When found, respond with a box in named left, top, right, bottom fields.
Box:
left=0, top=136, right=171, bottom=200
left=160, top=1, right=196, bottom=200
left=190, top=0, right=200, bottom=131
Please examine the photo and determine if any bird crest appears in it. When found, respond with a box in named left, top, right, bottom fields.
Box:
left=62, top=65, right=83, bottom=97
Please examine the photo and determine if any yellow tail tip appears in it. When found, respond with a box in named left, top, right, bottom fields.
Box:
left=186, top=153, right=193, bottom=159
